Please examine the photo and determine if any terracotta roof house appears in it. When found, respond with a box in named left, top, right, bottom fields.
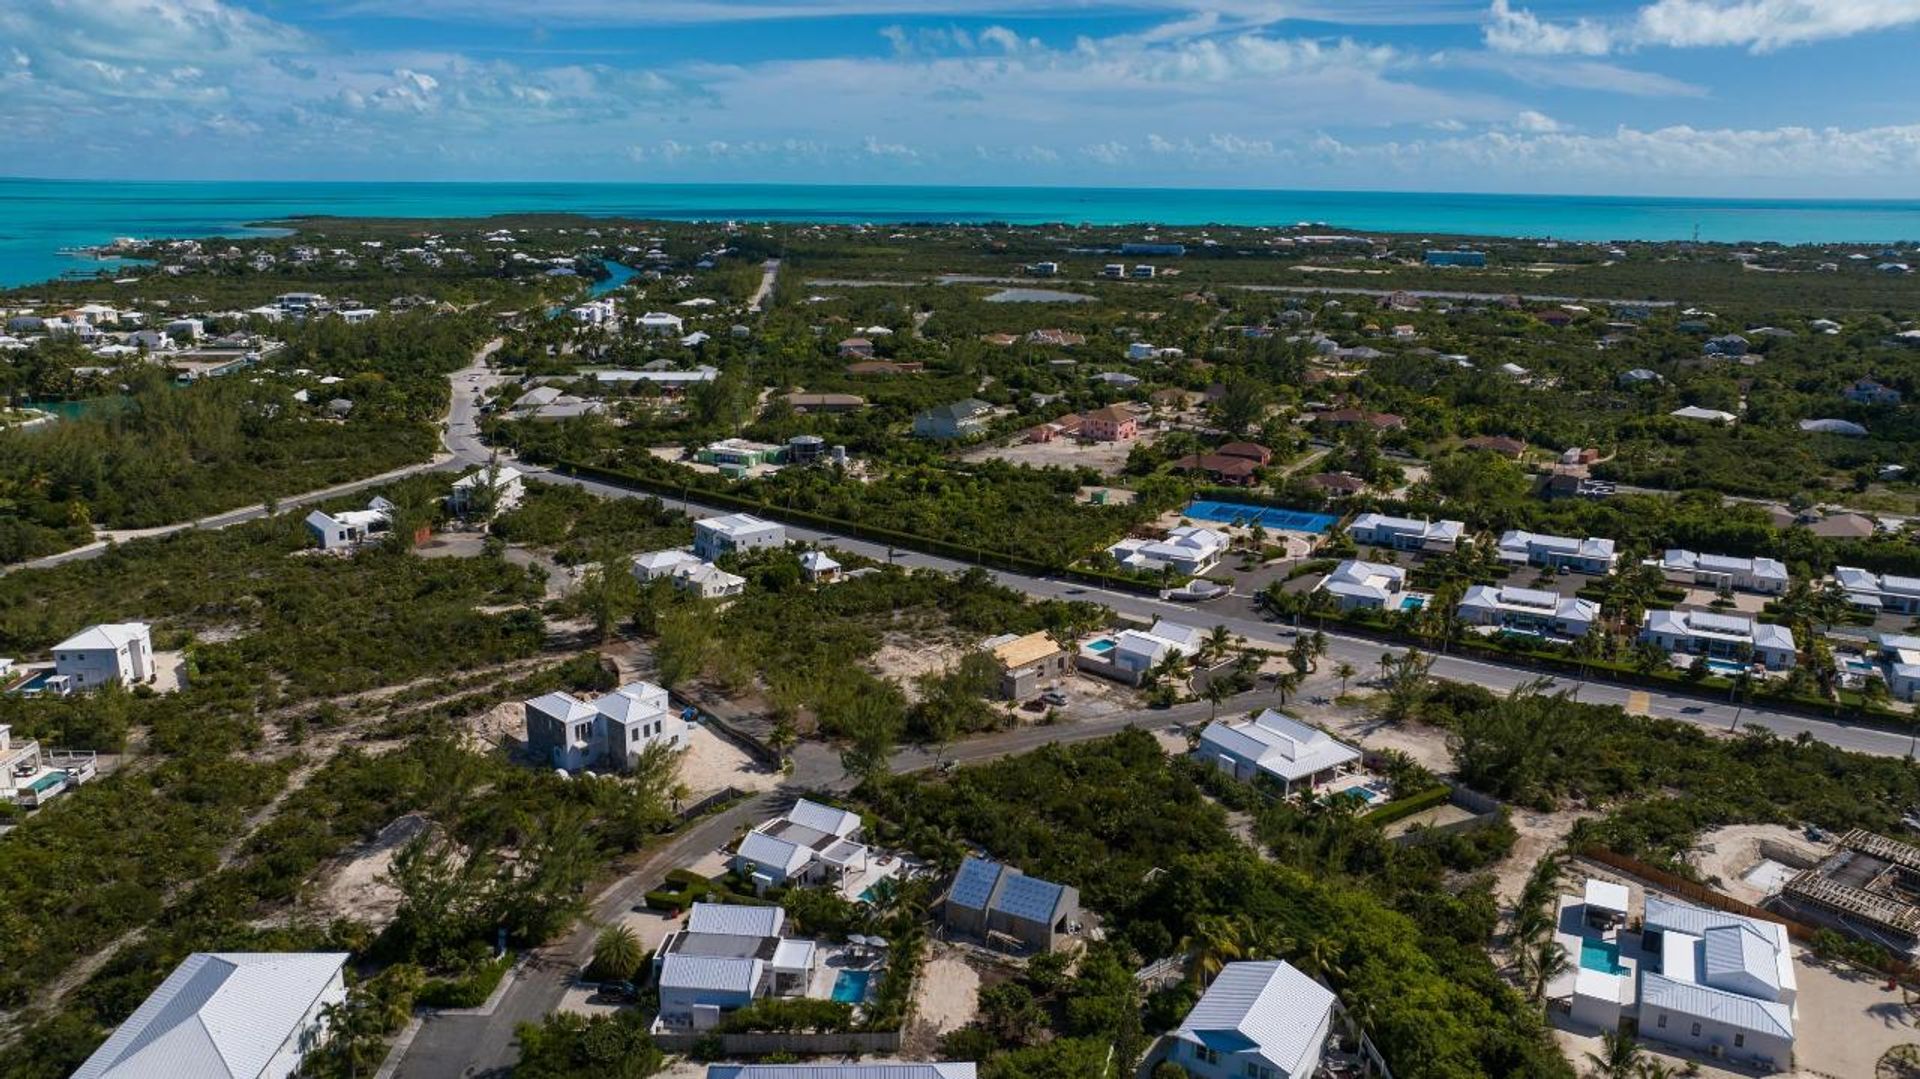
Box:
left=980, top=333, right=1020, bottom=347
left=1174, top=454, right=1260, bottom=487
left=1804, top=512, right=1877, bottom=540
left=783, top=392, right=867, bottom=413
left=1080, top=405, right=1139, bottom=442
left=837, top=337, right=875, bottom=359
left=1463, top=435, right=1528, bottom=458
left=1216, top=441, right=1274, bottom=466
left=1314, top=408, right=1405, bottom=432
left=1307, top=472, right=1367, bottom=496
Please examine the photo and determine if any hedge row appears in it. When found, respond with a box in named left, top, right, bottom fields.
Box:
left=1361, top=785, right=1453, bottom=828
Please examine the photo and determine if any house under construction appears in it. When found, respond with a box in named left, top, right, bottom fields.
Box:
left=1776, top=829, right=1920, bottom=954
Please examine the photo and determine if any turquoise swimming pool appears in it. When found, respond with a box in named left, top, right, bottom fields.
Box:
left=1579, top=939, right=1628, bottom=975
left=831, top=969, right=873, bottom=1004
left=1085, top=638, right=1117, bottom=655
left=1399, top=596, right=1426, bottom=611
left=1704, top=657, right=1748, bottom=675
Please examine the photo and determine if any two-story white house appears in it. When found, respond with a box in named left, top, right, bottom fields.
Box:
left=654, top=903, right=816, bottom=1031
left=1637, top=897, right=1796, bottom=1069
left=732, top=798, right=868, bottom=892
left=1835, top=566, right=1920, bottom=614
left=1458, top=585, right=1598, bottom=639
left=1640, top=610, right=1798, bottom=670
left=1315, top=560, right=1411, bottom=612
left=693, top=514, right=786, bottom=562
left=523, top=680, right=688, bottom=773
left=1496, top=530, right=1618, bottom=575
left=1346, top=513, right=1465, bottom=555
left=1170, top=960, right=1337, bottom=1079
left=1195, top=710, right=1361, bottom=797
left=448, top=465, right=525, bottom=517
left=1107, top=526, right=1231, bottom=577
left=53, top=622, right=153, bottom=689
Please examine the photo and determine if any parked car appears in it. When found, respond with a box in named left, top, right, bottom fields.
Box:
left=1040, top=690, right=1069, bottom=706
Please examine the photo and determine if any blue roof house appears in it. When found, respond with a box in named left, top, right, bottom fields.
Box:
left=940, top=856, right=1081, bottom=953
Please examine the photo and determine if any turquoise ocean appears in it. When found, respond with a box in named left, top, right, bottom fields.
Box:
left=5, top=177, right=1920, bottom=288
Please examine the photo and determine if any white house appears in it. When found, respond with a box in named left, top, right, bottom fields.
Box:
left=706, top=1059, right=975, bottom=1067
left=53, top=622, right=153, bottom=689
left=799, top=550, right=842, bottom=583
left=165, top=318, right=205, bottom=341
left=1103, top=619, right=1206, bottom=680
left=655, top=903, right=817, bottom=1031
left=447, top=464, right=525, bottom=517
left=1653, top=550, right=1789, bottom=595
left=1346, top=513, right=1464, bottom=555
left=672, top=561, right=747, bottom=600
left=72, top=952, right=349, bottom=1079
left=1458, top=585, right=1598, bottom=639
left=693, top=514, right=786, bottom=561
left=1106, top=526, right=1230, bottom=577
left=1835, top=566, right=1920, bottom=614
left=524, top=680, right=687, bottom=772
left=1638, top=897, right=1796, bottom=1069
left=1640, top=610, right=1797, bottom=671
left=732, top=798, right=868, bottom=891
left=1496, top=530, right=1618, bottom=575
left=1315, top=560, right=1409, bottom=612
left=1670, top=406, right=1738, bottom=424
left=304, top=496, right=394, bottom=550
left=632, top=548, right=707, bottom=583
left=1170, top=960, right=1336, bottom=1079
left=1880, top=634, right=1920, bottom=701
left=639, top=311, right=686, bottom=336
left=1196, top=710, right=1360, bottom=796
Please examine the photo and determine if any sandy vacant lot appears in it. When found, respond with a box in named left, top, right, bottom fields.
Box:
left=1687, top=822, right=1826, bottom=902
left=964, top=431, right=1154, bottom=477
left=910, top=951, right=982, bottom=1040
left=312, top=812, right=432, bottom=930
left=679, top=725, right=779, bottom=800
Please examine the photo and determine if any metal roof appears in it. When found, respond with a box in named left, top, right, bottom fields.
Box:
left=55, top=622, right=150, bottom=653
left=786, top=798, right=861, bottom=839
left=736, top=831, right=809, bottom=875
left=1702, top=925, right=1783, bottom=999
left=1198, top=710, right=1361, bottom=782
left=1641, top=972, right=1792, bottom=1039
left=659, top=954, right=764, bottom=994
left=687, top=903, right=785, bottom=939
left=995, top=873, right=1067, bottom=924
left=1173, top=960, right=1337, bottom=1077
left=73, top=952, right=347, bottom=1079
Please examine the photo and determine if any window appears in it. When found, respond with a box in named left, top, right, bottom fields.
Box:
left=1656, top=1015, right=1667, bottom=1029
left=1735, top=1034, right=1745, bottom=1048
left=1193, top=1045, right=1219, bottom=1065
left=1691, top=1023, right=1702, bottom=1037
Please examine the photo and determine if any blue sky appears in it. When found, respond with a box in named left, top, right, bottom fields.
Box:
left=9, top=0, right=1920, bottom=196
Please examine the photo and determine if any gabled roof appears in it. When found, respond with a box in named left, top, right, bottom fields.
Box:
left=1198, top=710, right=1361, bottom=783
left=54, top=622, right=150, bottom=652
left=73, top=952, right=348, bottom=1079
left=736, top=830, right=810, bottom=875
left=659, top=954, right=763, bottom=994
left=1174, top=960, right=1336, bottom=1077
left=526, top=690, right=598, bottom=725
left=687, top=902, right=786, bottom=939
left=706, top=1065, right=978, bottom=1079
left=786, top=798, right=861, bottom=839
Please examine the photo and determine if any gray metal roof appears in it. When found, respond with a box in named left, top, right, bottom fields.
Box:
left=1641, top=972, right=1792, bottom=1039
left=786, top=798, right=860, bottom=838
left=947, top=855, right=1003, bottom=912
left=73, top=952, right=347, bottom=1079
left=687, top=902, right=785, bottom=939
left=1174, top=960, right=1337, bottom=1076
left=995, top=873, right=1067, bottom=924
left=1702, top=925, right=1783, bottom=999
left=659, top=954, right=763, bottom=994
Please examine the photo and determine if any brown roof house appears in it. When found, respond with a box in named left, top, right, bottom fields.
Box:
left=1175, top=453, right=1260, bottom=487
left=1308, top=472, right=1367, bottom=497
left=986, top=631, right=1070, bottom=699
left=1315, top=409, right=1406, bottom=432
left=837, top=337, right=876, bottom=359
left=783, top=392, right=867, bottom=414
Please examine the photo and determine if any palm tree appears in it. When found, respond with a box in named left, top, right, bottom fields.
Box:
left=1203, top=677, right=1234, bottom=721
left=589, top=924, right=646, bottom=984
left=1201, top=624, right=1237, bottom=667
left=1583, top=1029, right=1645, bottom=1079
left=1183, top=914, right=1246, bottom=985
left=1285, top=935, right=1347, bottom=988
left=1524, top=936, right=1570, bottom=1007
left=1334, top=661, right=1356, bottom=695
left=1274, top=670, right=1302, bottom=706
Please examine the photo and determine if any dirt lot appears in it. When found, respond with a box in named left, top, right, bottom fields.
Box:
left=868, top=632, right=969, bottom=702
left=908, top=948, right=982, bottom=1042
left=1498, top=806, right=1601, bottom=904
left=679, top=725, right=779, bottom=800
left=1314, top=705, right=1456, bottom=775
left=415, top=531, right=488, bottom=560
left=963, top=430, right=1156, bottom=478
left=1687, top=822, right=1827, bottom=902
left=310, top=812, right=432, bottom=930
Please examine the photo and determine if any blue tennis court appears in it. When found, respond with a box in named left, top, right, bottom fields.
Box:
left=1184, top=500, right=1339, bottom=534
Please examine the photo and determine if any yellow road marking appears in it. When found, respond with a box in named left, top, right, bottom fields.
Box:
left=1625, top=691, right=1651, bottom=716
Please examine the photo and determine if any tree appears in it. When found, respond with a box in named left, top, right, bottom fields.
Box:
left=1200, top=624, right=1237, bottom=667
left=576, top=555, right=641, bottom=642
left=652, top=604, right=714, bottom=688
left=1203, top=677, right=1234, bottom=721
left=839, top=692, right=901, bottom=789
left=515, top=1009, right=666, bottom=1079
left=979, top=982, right=1048, bottom=1045
left=588, top=924, right=646, bottom=984
left=1378, top=648, right=1434, bottom=723
left=1522, top=935, right=1569, bottom=1008
left=1182, top=914, right=1246, bottom=985
left=1273, top=670, right=1302, bottom=706
left=1334, top=661, right=1356, bottom=695
left=1583, top=1029, right=1645, bottom=1079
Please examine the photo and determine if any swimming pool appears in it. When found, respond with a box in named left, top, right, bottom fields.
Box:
left=1084, top=638, right=1117, bottom=655
left=831, top=969, right=873, bottom=1004
left=1704, top=657, right=1748, bottom=675
left=1579, top=939, right=1628, bottom=975
left=1182, top=500, right=1338, bottom=535
left=25, top=770, right=64, bottom=794
left=9, top=671, right=58, bottom=695
left=1338, top=786, right=1381, bottom=804
left=1399, top=596, right=1426, bottom=611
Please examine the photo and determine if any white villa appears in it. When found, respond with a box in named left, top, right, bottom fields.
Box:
left=1879, top=634, right=1920, bottom=701
left=523, top=680, right=688, bottom=772
left=1316, top=559, right=1412, bottom=612
left=304, top=496, right=394, bottom=550
left=1459, top=585, right=1598, bottom=639
left=1346, top=512, right=1465, bottom=555
left=1106, top=525, right=1231, bottom=577
left=732, top=798, right=869, bottom=892
left=632, top=548, right=707, bottom=583
left=654, top=903, right=818, bottom=1031
left=73, top=952, right=349, bottom=1079
left=1638, top=897, right=1796, bottom=1068
left=53, top=621, right=153, bottom=689
left=1497, top=530, right=1619, bottom=575
left=1835, top=566, right=1920, bottom=614
left=1653, top=550, right=1789, bottom=595
left=1106, top=619, right=1206, bottom=678
left=631, top=548, right=747, bottom=599
left=1169, top=960, right=1337, bottom=1079
left=1196, top=710, right=1361, bottom=796
left=799, top=549, right=842, bottom=583
left=1639, top=610, right=1797, bottom=671
left=639, top=311, right=686, bottom=336
left=448, top=464, right=525, bottom=517
left=693, top=513, right=786, bottom=562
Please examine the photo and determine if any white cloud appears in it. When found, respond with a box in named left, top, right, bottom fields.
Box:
left=1484, top=0, right=1920, bottom=55
left=1512, top=109, right=1562, bottom=132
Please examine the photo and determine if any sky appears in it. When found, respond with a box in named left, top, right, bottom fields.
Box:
left=9, top=0, right=1920, bottom=197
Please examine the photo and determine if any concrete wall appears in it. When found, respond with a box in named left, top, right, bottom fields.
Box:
left=651, top=1030, right=901, bottom=1056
